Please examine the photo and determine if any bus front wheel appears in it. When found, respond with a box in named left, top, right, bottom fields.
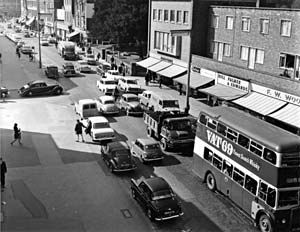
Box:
left=206, top=173, right=216, bottom=191
left=258, top=214, right=273, bottom=232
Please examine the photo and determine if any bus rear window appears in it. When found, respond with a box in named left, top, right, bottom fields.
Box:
left=281, top=153, right=300, bottom=166
left=263, top=148, right=277, bottom=165
left=199, top=114, right=207, bottom=125
left=250, top=141, right=263, bottom=157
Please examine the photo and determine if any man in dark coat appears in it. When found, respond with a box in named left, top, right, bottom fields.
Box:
left=11, top=123, right=22, bottom=145
left=75, top=119, right=86, bottom=142
left=1, top=158, right=7, bottom=189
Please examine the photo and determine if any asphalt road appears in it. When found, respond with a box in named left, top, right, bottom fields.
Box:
left=0, top=27, right=259, bottom=232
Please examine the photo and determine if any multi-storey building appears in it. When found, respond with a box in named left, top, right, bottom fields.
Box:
left=0, top=0, right=21, bottom=18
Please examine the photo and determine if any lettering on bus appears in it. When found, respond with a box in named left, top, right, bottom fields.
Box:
left=207, top=130, right=261, bottom=171
left=286, top=177, right=300, bottom=184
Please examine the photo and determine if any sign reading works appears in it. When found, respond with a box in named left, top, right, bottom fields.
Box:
left=217, top=73, right=249, bottom=92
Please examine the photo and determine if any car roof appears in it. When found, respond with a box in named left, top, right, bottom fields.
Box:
left=64, top=62, right=74, bottom=66
left=151, top=92, right=176, bottom=100
left=144, top=177, right=171, bottom=192
left=142, top=90, right=153, bottom=94
left=99, top=95, right=115, bottom=101
left=88, top=116, right=108, bottom=123
left=123, top=93, right=138, bottom=98
left=30, top=80, right=46, bottom=85
left=137, top=138, right=159, bottom=146
left=78, top=99, right=97, bottom=104
left=108, top=141, right=129, bottom=151
left=121, top=76, right=136, bottom=80
left=78, top=60, right=88, bottom=64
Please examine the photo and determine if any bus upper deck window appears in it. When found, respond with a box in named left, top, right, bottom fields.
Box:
left=207, top=118, right=217, bottom=130
left=250, top=141, right=263, bottom=157
left=217, top=123, right=227, bottom=136
left=227, top=128, right=238, bottom=142
left=238, top=134, right=250, bottom=149
left=263, top=148, right=277, bottom=165
left=199, top=114, right=207, bottom=125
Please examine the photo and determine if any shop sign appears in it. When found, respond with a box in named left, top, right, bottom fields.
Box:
left=252, top=84, right=300, bottom=106
left=200, top=68, right=216, bottom=79
left=217, top=73, right=249, bottom=92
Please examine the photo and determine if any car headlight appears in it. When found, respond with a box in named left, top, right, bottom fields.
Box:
left=281, top=218, right=286, bottom=224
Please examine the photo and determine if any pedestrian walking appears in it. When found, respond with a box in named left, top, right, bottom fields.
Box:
left=145, top=71, right=150, bottom=86
left=75, top=119, right=86, bottom=142
left=85, top=119, right=92, bottom=137
left=178, top=83, right=183, bottom=95
left=10, top=123, right=22, bottom=145
left=28, top=52, right=33, bottom=62
left=97, top=52, right=101, bottom=61
left=113, top=86, right=119, bottom=101
left=158, top=75, right=162, bottom=88
left=0, top=158, right=7, bottom=189
left=16, top=49, right=21, bottom=59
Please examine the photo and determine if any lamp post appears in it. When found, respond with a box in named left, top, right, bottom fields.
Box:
left=37, top=0, right=42, bottom=68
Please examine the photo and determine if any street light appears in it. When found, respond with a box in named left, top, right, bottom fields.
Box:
left=37, top=0, right=42, bottom=68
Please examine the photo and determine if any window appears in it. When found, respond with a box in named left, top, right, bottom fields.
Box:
left=227, top=128, right=238, bottom=142
left=158, top=9, right=162, bottom=21
left=209, top=41, right=216, bottom=54
left=170, top=10, right=175, bottom=22
left=154, top=31, right=160, bottom=49
left=223, top=43, right=231, bottom=57
left=210, top=15, right=219, bottom=28
left=266, top=186, right=276, bottom=208
left=256, top=49, right=265, bottom=64
left=260, top=18, right=269, bottom=34
left=238, top=134, right=250, bottom=149
left=207, top=118, right=217, bottom=130
left=217, top=123, right=227, bottom=136
left=176, top=10, right=182, bottom=23
left=245, top=175, right=258, bottom=195
left=199, top=114, right=207, bottom=125
left=259, top=182, right=268, bottom=201
left=183, top=11, right=189, bottom=24
left=250, top=140, right=263, bottom=157
left=279, top=53, right=295, bottom=69
left=204, top=147, right=213, bottom=162
left=240, top=46, right=249, bottom=61
left=233, top=167, right=245, bottom=186
left=154, top=31, right=179, bottom=55
left=226, top=16, right=233, bottom=30
left=241, top=17, right=250, bottom=32
left=222, top=160, right=233, bottom=177
left=263, top=148, right=277, bottom=165
left=164, top=10, right=169, bottom=21
left=280, top=20, right=291, bottom=37
left=213, top=154, right=223, bottom=170
left=153, top=9, right=157, bottom=21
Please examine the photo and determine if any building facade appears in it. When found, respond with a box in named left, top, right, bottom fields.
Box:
left=0, top=0, right=21, bottom=18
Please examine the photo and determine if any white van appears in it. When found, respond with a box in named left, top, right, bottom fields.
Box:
left=148, top=92, right=180, bottom=112
left=75, top=99, right=99, bottom=118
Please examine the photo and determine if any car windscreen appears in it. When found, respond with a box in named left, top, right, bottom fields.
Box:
left=113, top=150, right=130, bottom=158
left=104, top=100, right=115, bottom=104
left=127, top=97, right=138, bottom=102
left=93, top=122, right=109, bottom=129
left=162, top=100, right=179, bottom=108
left=152, top=189, right=174, bottom=200
left=126, top=80, right=137, bottom=84
left=104, top=81, right=116, bottom=85
left=169, top=120, right=191, bottom=130
left=145, top=143, right=160, bottom=150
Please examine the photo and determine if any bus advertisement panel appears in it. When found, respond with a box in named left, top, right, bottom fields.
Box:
left=193, top=106, right=300, bottom=232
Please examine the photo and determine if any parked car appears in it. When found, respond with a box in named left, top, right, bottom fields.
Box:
left=20, top=45, right=33, bottom=54
left=88, top=116, right=115, bottom=142
left=84, top=53, right=97, bottom=65
left=47, top=36, right=56, bottom=44
left=96, top=60, right=111, bottom=75
left=45, top=65, right=59, bottom=80
left=16, top=40, right=25, bottom=48
left=118, top=77, right=142, bottom=94
left=62, top=62, right=76, bottom=77
left=24, top=31, right=30, bottom=37
left=101, top=141, right=136, bottom=173
left=18, top=80, right=63, bottom=97
left=118, top=93, right=143, bottom=116
left=130, top=138, right=164, bottom=163
left=138, top=90, right=153, bottom=109
left=76, top=60, right=92, bottom=73
left=96, top=95, right=119, bottom=115
left=74, top=99, right=99, bottom=119
left=0, top=86, right=9, bottom=98
left=41, top=38, right=49, bottom=46
left=130, top=176, right=184, bottom=221
left=96, top=77, right=117, bottom=95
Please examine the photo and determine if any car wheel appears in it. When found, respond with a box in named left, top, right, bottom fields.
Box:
left=160, top=138, right=168, bottom=151
left=131, top=189, right=136, bottom=199
left=109, top=164, right=114, bottom=173
left=258, top=214, right=273, bottom=232
left=147, top=208, right=153, bottom=221
left=56, top=88, right=62, bottom=95
left=206, top=172, right=216, bottom=191
left=27, top=91, right=33, bottom=97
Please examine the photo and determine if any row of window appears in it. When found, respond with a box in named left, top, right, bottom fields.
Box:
left=199, top=113, right=277, bottom=165
left=154, top=31, right=181, bottom=56
left=153, top=9, right=189, bottom=25
left=211, top=14, right=292, bottom=37
left=203, top=146, right=276, bottom=208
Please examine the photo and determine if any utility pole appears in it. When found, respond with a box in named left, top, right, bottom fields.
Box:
left=37, top=0, right=42, bottom=68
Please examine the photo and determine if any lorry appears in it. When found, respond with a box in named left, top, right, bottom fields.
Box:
left=143, top=111, right=195, bottom=152
left=57, top=41, right=76, bottom=60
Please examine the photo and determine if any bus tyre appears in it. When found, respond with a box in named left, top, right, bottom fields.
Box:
left=206, top=173, right=216, bottom=191
left=258, top=214, right=273, bottom=232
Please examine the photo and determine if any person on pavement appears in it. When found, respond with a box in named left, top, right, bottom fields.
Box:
left=85, top=119, right=92, bottom=137
left=75, top=119, right=86, bottom=142
left=0, top=158, right=7, bottom=189
left=11, top=123, right=22, bottom=145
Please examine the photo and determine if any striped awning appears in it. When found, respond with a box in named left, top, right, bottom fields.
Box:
left=268, top=104, right=300, bottom=128
left=136, top=57, right=160, bottom=69
left=174, top=72, right=214, bottom=89
left=147, top=61, right=172, bottom=72
left=199, top=84, right=247, bottom=100
left=157, top=64, right=186, bottom=78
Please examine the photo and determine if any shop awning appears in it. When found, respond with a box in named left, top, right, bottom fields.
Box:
left=136, top=57, right=160, bottom=69
left=67, top=31, right=80, bottom=38
left=232, top=92, right=287, bottom=116
left=174, top=72, right=214, bottom=89
left=26, top=17, right=35, bottom=26
left=268, top=104, right=300, bottom=128
left=157, top=64, right=186, bottom=78
left=148, top=61, right=172, bottom=72
left=199, top=84, right=247, bottom=100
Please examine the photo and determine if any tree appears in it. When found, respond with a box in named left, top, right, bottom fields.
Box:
left=90, top=0, right=148, bottom=57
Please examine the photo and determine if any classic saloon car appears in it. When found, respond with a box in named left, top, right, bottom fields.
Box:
left=96, top=77, right=117, bottom=95
left=62, top=63, right=76, bottom=77
left=74, top=99, right=99, bottom=119
left=88, top=116, right=115, bottom=142
left=0, top=86, right=9, bottom=98
left=19, top=80, right=63, bottom=97
left=118, top=93, right=143, bottom=116
left=101, top=141, right=136, bottom=173
left=138, top=90, right=153, bottom=109
left=130, top=138, right=164, bottom=163
left=96, top=95, right=119, bottom=115
left=118, top=77, right=142, bottom=94
left=76, top=60, right=92, bottom=73
left=130, top=177, right=183, bottom=221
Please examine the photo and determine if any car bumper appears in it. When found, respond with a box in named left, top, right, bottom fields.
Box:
left=155, top=212, right=184, bottom=221
left=113, top=166, right=137, bottom=172
left=127, top=111, right=143, bottom=116
left=143, top=156, right=164, bottom=162
left=92, top=135, right=115, bottom=142
left=102, top=110, right=119, bottom=115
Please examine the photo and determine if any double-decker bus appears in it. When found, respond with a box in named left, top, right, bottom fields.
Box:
left=193, top=106, right=300, bottom=232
